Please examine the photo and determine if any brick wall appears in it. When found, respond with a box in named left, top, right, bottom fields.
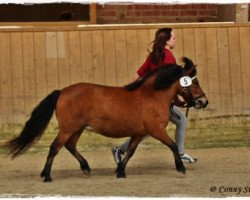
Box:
left=96, top=4, right=218, bottom=24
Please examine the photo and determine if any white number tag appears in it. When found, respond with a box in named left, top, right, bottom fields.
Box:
left=180, top=76, right=192, bottom=87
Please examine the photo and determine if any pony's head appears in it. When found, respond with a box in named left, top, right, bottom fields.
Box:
left=124, top=57, right=208, bottom=109
left=178, top=57, right=209, bottom=109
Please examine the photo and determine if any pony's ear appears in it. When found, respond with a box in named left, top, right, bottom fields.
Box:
left=182, top=57, right=197, bottom=77
left=182, top=57, right=195, bottom=70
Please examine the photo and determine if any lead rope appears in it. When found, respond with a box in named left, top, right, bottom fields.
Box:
left=185, top=107, right=189, bottom=117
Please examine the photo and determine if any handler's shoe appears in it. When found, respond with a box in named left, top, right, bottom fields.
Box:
left=180, top=153, right=197, bottom=163
left=111, top=147, right=125, bottom=164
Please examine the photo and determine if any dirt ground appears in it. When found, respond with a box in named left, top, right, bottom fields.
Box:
left=0, top=146, right=250, bottom=198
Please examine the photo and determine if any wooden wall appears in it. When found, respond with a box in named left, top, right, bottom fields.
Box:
left=0, top=22, right=249, bottom=133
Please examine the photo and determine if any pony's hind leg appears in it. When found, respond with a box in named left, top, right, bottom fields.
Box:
left=40, top=131, right=71, bottom=182
left=64, top=129, right=91, bottom=175
left=116, top=136, right=143, bottom=178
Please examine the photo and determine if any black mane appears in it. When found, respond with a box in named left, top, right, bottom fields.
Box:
left=124, top=57, right=196, bottom=91
left=124, top=64, right=183, bottom=91
left=124, top=70, right=156, bottom=91
left=153, top=64, right=183, bottom=90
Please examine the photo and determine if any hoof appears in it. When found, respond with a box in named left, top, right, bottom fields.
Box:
left=41, top=171, right=52, bottom=182
left=43, top=177, right=52, bottom=182
left=82, top=168, right=91, bottom=176
left=177, top=165, right=186, bottom=174
left=175, top=159, right=186, bottom=174
left=81, top=165, right=91, bottom=176
left=80, top=162, right=91, bottom=176
left=116, top=172, right=126, bottom=178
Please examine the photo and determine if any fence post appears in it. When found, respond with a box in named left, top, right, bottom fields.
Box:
left=217, top=4, right=249, bottom=23
left=235, top=4, right=248, bottom=23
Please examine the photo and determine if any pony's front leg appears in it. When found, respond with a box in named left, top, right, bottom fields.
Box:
left=169, top=143, right=186, bottom=174
left=151, top=127, right=186, bottom=174
left=116, top=136, right=143, bottom=178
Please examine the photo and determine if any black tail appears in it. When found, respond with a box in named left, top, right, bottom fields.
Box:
left=5, top=90, right=61, bottom=158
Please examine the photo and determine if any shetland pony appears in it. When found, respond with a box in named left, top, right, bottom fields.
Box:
left=5, top=57, right=208, bottom=181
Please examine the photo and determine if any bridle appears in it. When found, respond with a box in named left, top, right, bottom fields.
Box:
left=179, top=72, right=206, bottom=117
left=170, top=66, right=207, bottom=119
left=180, top=75, right=206, bottom=108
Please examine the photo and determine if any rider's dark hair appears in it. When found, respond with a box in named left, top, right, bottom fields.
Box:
left=149, top=28, right=172, bottom=65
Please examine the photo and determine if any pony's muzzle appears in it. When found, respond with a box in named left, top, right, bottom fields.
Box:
left=194, top=99, right=209, bottom=109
